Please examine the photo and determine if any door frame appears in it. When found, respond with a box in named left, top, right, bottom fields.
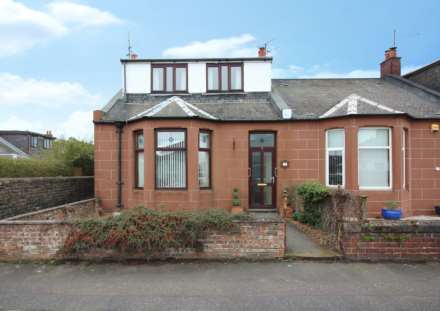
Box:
left=248, top=131, right=277, bottom=209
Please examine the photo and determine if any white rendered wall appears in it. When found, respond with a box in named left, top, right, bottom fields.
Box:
left=125, top=63, right=150, bottom=93
left=188, top=63, right=206, bottom=93
left=244, top=61, right=272, bottom=92
left=123, top=60, right=272, bottom=94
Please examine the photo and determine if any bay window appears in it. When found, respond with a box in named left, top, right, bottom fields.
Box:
left=358, top=128, right=392, bottom=189
left=198, top=130, right=211, bottom=189
left=207, top=63, right=243, bottom=92
left=152, top=64, right=187, bottom=93
left=134, top=131, right=144, bottom=188
left=326, top=129, right=345, bottom=187
left=155, top=129, right=187, bottom=189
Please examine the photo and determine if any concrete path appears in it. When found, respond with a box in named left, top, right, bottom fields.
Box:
left=286, top=222, right=340, bottom=259
left=0, top=261, right=439, bottom=311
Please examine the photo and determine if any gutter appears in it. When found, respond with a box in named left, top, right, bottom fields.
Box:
left=115, top=122, right=124, bottom=209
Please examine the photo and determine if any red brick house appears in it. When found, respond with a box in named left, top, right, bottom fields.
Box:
left=93, top=47, right=440, bottom=217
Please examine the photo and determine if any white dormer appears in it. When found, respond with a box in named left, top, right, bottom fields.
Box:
left=122, top=57, right=272, bottom=94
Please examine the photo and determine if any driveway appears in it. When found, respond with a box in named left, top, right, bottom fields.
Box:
left=0, top=261, right=439, bottom=311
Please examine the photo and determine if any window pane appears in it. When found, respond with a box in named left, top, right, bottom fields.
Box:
left=166, top=67, right=173, bottom=92
left=156, top=150, right=186, bottom=188
left=328, top=129, right=344, bottom=148
left=152, top=67, right=164, bottom=91
left=175, top=67, right=186, bottom=91
left=136, top=133, right=144, bottom=149
left=359, top=128, right=389, bottom=147
left=137, top=151, right=144, bottom=187
left=221, top=65, right=228, bottom=91
left=207, top=67, right=218, bottom=90
left=157, top=131, right=185, bottom=149
left=230, top=66, right=242, bottom=90
left=359, top=149, right=390, bottom=187
left=328, top=150, right=343, bottom=185
left=199, top=132, right=210, bottom=149
left=198, top=151, right=210, bottom=187
left=250, top=133, right=275, bottom=147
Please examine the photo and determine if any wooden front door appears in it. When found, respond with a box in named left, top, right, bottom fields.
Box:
left=249, top=132, right=276, bottom=209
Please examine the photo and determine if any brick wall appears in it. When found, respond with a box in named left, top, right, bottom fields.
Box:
left=0, top=216, right=285, bottom=261
left=0, top=177, right=94, bottom=219
left=341, top=219, right=440, bottom=261
left=4, top=199, right=97, bottom=221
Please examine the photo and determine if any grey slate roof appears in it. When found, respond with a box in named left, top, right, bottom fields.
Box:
left=102, top=93, right=280, bottom=122
left=101, top=76, right=440, bottom=122
left=272, top=76, right=440, bottom=119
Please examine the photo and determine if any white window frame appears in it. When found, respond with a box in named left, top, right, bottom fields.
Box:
left=358, top=127, right=392, bottom=190
left=325, top=129, right=345, bottom=188
left=402, top=129, right=408, bottom=190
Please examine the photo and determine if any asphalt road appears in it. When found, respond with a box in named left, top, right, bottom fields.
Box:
left=0, top=261, right=439, bottom=311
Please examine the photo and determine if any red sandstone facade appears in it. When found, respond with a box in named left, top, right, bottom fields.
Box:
left=94, top=115, right=440, bottom=217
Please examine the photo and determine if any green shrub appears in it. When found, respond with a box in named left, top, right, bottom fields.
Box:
left=384, top=200, right=399, bottom=210
left=296, top=181, right=329, bottom=227
left=0, top=157, right=71, bottom=177
left=63, top=207, right=250, bottom=255
left=0, top=138, right=94, bottom=178
left=232, top=188, right=240, bottom=206
left=43, top=138, right=94, bottom=176
left=292, top=211, right=301, bottom=221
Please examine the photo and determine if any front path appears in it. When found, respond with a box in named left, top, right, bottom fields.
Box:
left=0, top=261, right=439, bottom=311
left=285, top=222, right=340, bottom=259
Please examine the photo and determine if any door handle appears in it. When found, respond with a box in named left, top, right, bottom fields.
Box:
left=257, top=183, right=267, bottom=187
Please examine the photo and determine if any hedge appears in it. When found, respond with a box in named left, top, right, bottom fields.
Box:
left=0, top=157, right=71, bottom=177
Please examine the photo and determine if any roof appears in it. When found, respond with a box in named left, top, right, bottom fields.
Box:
left=99, top=76, right=440, bottom=123
left=404, top=59, right=440, bottom=78
left=0, top=137, right=29, bottom=158
left=102, top=93, right=280, bottom=122
left=272, top=76, right=440, bottom=119
left=121, top=57, right=272, bottom=63
left=0, top=130, right=56, bottom=139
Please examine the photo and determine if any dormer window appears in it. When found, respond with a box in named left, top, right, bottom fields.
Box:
left=151, top=64, right=187, bottom=93
left=207, top=63, right=243, bottom=92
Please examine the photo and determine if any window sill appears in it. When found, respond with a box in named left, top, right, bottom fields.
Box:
left=204, top=91, right=245, bottom=95
left=150, top=92, right=189, bottom=96
left=358, top=187, right=392, bottom=191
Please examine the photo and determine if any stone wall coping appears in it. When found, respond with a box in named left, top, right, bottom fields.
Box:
left=343, top=218, right=440, bottom=233
left=3, top=198, right=96, bottom=221
left=0, top=176, right=93, bottom=182
left=0, top=220, right=71, bottom=225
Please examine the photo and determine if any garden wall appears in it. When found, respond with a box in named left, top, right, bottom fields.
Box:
left=0, top=203, right=285, bottom=261
left=341, top=219, right=440, bottom=261
left=0, top=176, right=94, bottom=219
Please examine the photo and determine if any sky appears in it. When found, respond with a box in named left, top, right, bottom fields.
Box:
left=0, top=0, right=439, bottom=141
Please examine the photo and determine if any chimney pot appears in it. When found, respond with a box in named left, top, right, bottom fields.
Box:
left=258, top=47, right=266, bottom=57
left=130, top=53, right=138, bottom=60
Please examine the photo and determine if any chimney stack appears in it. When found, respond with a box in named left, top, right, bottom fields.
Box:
left=258, top=46, right=267, bottom=57
left=380, top=47, right=401, bottom=78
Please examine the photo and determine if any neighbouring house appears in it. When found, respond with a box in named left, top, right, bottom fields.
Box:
left=0, top=130, right=56, bottom=158
left=93, top=46, right=440, bottom=217
left=404, top=59, right=440, bottom=93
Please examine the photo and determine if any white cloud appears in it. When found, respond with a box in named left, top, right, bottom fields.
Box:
left=54, top=110, right=94, bottom=140
left=47, top=1, right=123, bottom=28
left=0, top=73, right=100, bottom=140
left=162, top=34, right=258, bottom=58
left=0, top=0, right=122, bottom=57
left=0, top=73, right=101, bottom=108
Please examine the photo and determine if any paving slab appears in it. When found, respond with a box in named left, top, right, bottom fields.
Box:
left=286, top=222, right=341, bottom=259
